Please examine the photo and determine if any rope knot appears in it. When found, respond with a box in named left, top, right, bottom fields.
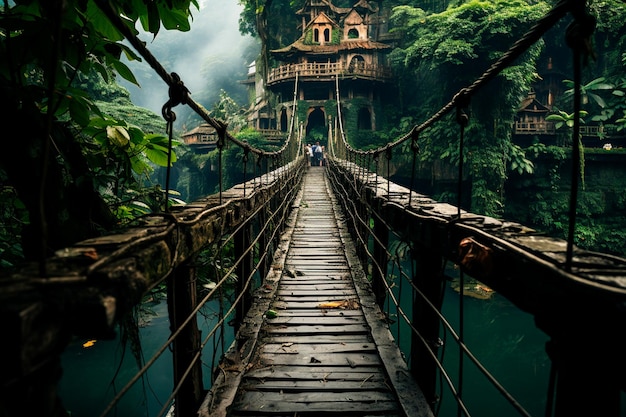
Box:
left=161, top=72, right=190, bottom=122
left=410, top=126, right=420, bottom=153
left=168, top=72, right=189, bottom=106
left=216, top=121, right=227, bottom=149
left=456, top=107, right=469, bottom=128
left=454, top=88, right=471, bottom=127
left=242, top=144, right=250, bottom=163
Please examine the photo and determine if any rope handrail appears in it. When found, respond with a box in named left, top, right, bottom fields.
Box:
left=94, top=0, right=295, bottom=160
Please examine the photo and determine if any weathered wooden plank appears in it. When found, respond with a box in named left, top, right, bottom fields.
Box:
left=279, top=276, right=351, bottom=282
left=244, top=365, right=384, bottom=380
left=230, top=391, right=400, bottom=414
left=260, top=342, right=376, bottom=354
left=274, top=295, right=361, bottom=303
left=258, top=352, right=381, bottom=367
left=264, top=324, right=369, bottom=335
left=286, top=259, right=345, bottom=265
left=271, top=300, right=364, bottom=310
left=285, top=258, right=346, bottom=263
left=278, top=283, right=354, bottom=291
left=268, top=308, right=363, bottom=317
left=265, top=315, right=365, bottom=325
left=241, top=379, right=389, bottom=392
left=276, top=289, right=356, bottom=297
left=256, top=335, right=373, bottom=344
left=281, top=273, right=350, bottom=279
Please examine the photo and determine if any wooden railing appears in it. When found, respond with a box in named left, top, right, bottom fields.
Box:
left=514, top=121, right=556, bottom=135
left=267, top=61, right=393, bottom=85
left=514, top=121, right=621, bottom=138
left=1, top=158, right=307, bottom=417
left=326, top=157, right=626, bottom=417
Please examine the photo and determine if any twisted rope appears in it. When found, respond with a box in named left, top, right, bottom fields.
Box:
left=338, top=0, right=574, bottom=159
left=94, top=0, right=294, bottom=160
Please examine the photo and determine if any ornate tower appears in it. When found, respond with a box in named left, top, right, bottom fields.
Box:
left=258, top=0, right=394, bottom=140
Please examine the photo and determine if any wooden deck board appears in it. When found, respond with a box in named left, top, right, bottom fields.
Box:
left=203, top=167, right=433, bottom=417
left=230, top=391, right=400, bottom=415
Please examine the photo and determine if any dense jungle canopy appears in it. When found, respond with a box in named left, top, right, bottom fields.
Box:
left=1, top=0, right=626, bottom=272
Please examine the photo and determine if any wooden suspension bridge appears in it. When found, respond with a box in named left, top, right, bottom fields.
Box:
left=2, top=1, right=626, bottom=416
left=3, top=157, right=626, bottom=417
left=202, top=166, right=433, bottom=416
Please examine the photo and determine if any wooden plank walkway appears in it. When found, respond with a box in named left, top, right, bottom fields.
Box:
left=203, top=166, right=433, bottom=417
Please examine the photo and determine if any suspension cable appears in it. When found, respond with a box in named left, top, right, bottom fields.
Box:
left=93, top=0, right=295, bottom=161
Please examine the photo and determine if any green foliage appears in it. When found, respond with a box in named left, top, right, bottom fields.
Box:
left=562, top=77, right=616, bottom=109
left=545, top=109, right=588, bottom=189
left=296, top=100, right=310, bottom=127
left=210, top=90, right=248, bottom=131
left=545, top=108, right=586, bottom=129
left=389, top=0, right=549, bottom=217
left=508, top=143, right=534, bottom=175
left=206, top=128, right=281, bottom=192
left=331, top=28, right=341, bottom=45
left=0, top=0, right=200, bottom=261
left=304, top=29, right=315, bottom=45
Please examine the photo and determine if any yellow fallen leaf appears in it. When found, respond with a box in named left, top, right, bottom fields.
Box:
left=317, top=300, right=359, bottom=309
left=82, top=340, right=97, bottom=348
left=318, top=301, right=344, bottom=309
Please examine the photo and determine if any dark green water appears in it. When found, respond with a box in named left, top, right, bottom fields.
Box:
left=434, top=276, right=551, bottom=417
left=389, top=264, right=626, bottom=417
left=58, top=300, right=233, bottom=417
left=58, top=271, right=624, bottom=417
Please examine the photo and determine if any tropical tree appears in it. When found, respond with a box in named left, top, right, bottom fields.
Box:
left=389, top=0, right=549, bottom=216
left=562, top=77, right=615, bottom=109
left=0, top=0, right=199, bottom=265
left=545, top=109, right=588, bottom=189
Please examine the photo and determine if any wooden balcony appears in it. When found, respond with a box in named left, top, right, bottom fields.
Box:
left=514, top=122, right=619, bottom=139
left=514, top=121, right=556, bottom=135
left=267, top=62, right=393, bottom=85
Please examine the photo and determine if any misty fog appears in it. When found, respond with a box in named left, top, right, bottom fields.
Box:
left=120, top=0, right=259, bottom=130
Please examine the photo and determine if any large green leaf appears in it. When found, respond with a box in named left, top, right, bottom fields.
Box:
left=110, top=58, right=140, bottom=86
left=145, top=146, right=176, bottom=167
left=86, top=1, right=125, bottom=41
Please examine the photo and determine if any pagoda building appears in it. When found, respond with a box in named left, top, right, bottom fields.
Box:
left=248, top=0, right=394, bottom=139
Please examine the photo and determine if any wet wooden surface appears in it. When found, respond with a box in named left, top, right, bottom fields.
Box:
left=204, top=166, right=433, bottom=417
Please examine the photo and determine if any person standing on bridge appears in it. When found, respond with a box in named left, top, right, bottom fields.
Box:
left=313, top=141, right=323, bottom=166
left=305, top=143, right=313, bottom=166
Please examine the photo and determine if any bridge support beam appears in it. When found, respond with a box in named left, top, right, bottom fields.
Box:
left=543, top=315, right=624, bottom=417
left=372, top=216, right=388, bottom=308
left=167, top=264, right=204, bottom=417
left=257, top=207, right=270, bottom=282
left=411, top=245, right=444, bottom=410
left=234, top=224, right=253, bottom=334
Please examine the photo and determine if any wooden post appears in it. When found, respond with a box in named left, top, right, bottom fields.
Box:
left=545, top=316, right=623, bottom=417
left=356, top=194, right=370, bottom=269
left=234, top=224, right=252, bottom=334
left=257, top=208, right=270, bottom=281
left=167, top=264, right=204, bottom=417
left=1, top=302, right=71, bottom=417
left=411, top=245, right=444, bottom=410
left=372, top=216, right=388, bottom=308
